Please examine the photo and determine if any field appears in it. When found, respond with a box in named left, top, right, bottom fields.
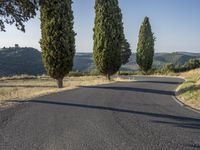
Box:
left=0, top=76, right=113, bottom=108
left=177, top=69, right=200, bottom=110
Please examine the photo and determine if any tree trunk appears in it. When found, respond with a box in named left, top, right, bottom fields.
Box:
left=56, top=78, right=63, bottom=88
left=107, top=74, right=111, bottom=81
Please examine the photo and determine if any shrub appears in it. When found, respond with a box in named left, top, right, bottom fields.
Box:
left=184, top=58, right=200, bottom=70
left=161, top=63, right=175, bottom=73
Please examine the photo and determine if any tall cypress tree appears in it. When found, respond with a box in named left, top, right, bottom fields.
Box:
left=121, top=38, right=132, bottom=65
left=136, top=17, right=155, bottom=73
left=93, top=0, right=124, bottom=80
left=40, top=0, right=76, bottom=88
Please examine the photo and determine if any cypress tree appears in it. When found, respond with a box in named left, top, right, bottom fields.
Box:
left=136, top=17, right=155, bottom=73
left=40, top=0, right=76, bottom=88
left=93, top=0, right=124, bottom=80
left=121, top=38, right=132, bottom=65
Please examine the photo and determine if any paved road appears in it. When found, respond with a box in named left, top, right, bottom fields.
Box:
left=0, top=76, right=200, bottom=150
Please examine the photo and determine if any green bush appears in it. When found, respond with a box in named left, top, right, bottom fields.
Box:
left=173, top=58, right=200, bottom=73
left=160, top=59, right=200, bottom=73
left=161, top=63, right=175, bottom=73
left=184, top=58, right=200, bottom=70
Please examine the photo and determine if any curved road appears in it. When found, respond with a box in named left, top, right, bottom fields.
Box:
left=0, top=76, right=200, bottom=150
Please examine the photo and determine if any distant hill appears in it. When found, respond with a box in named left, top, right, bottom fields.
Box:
left=153, top=52, right=200, bottom=67
left=121, top=52, right=200, bottom=71
left=73, top=53, right=95, bottom=72
left=0, top=47, right=45, bottom=76
left=0, top=47, right=200, bottom=76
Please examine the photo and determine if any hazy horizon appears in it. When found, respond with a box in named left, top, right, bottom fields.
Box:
left=0, top=0, right=200, bottom=53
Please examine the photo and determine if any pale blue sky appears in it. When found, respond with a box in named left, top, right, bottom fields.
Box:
left=0, top=0, right=200, bottom=53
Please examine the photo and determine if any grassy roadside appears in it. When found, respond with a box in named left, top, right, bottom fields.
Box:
left=176, top=69, right=200, bottom=110
left=0, top=70, right=199, bottom=111
left=0, top=76, right=115, bottom=108
left=119, top=69, right=200, bottom=110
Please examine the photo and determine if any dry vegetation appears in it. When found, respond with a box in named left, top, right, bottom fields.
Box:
left=0, top=70, right=199, bottom=111
left=0, top=75, right=114, bottom=107
left=177, top=69, right=200, bottom=110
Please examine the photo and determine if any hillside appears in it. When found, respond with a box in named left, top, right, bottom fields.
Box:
left=0, top=47, right=45, bottom=76
left=0, top=47, right=200, bottom=76
left=122, top=52, right=200, bottom=70
left=74, top=53, right=95, bottom=72
left=154, top=52, right=200, bottom=67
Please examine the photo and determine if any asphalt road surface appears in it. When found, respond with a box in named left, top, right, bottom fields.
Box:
left=0, top=76, right=200, bottom=150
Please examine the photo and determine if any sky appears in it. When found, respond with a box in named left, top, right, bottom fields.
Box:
left=0, top=0, right=200, bottom=53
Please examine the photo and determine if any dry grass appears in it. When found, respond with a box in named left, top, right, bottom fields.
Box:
left=0, top=76, right=114, bottom=107
left=177, top=69, right=200, bottom=110
left=1, top=70, right=199, bottom=110
left=114, top=77, right=136, bottom=82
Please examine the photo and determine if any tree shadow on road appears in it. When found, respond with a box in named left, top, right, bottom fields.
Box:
left=8, top=99, right=200, bottom=130
left=186, top=144, right=200, bottom=149
left=152, top=120, right=200, bottom=130
left=79, top=86, right=176, bottom=96
left=134, top=80, right=183, bottom=85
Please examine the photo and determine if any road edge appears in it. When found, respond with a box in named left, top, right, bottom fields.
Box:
left=172, top=96, right=200, bottom=114
left=172, top=77, right=200, bottom=114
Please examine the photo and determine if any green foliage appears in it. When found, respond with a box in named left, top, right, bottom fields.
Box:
left=0, top=0, right=38, bottom=32
left=184, top=58, right=200, bottom=70
left=1, top=49, right=200, bottom=76
left=161, top=63, right=175, bottom=72
left=121, top=38, right=132, bottom=65
left=172, top=58, right=200, bottom=73
left=93, top=0, right=124, bottom=80
left=136, top=17, right=155, bottom=72
left=40, top=0, right=76, bottom=88
left=159, top=58, right=200, bottom=73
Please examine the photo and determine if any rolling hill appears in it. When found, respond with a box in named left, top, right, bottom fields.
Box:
left=0, top=47, right=45, bottom=76
left=0, top=47, right=200, bottom=76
